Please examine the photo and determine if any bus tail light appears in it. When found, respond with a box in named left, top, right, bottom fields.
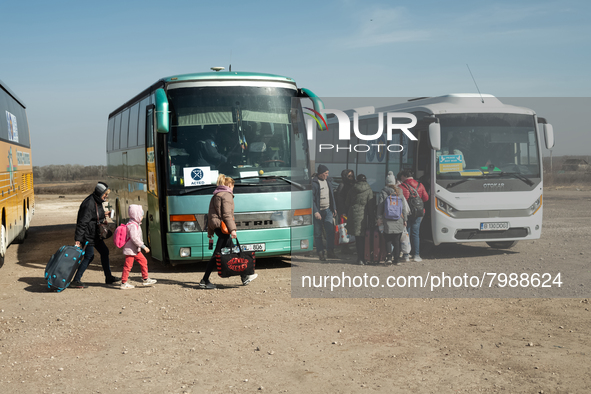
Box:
left=292, top=208, right=312, bottom=226
left=170, top=214, right=202, bottom=232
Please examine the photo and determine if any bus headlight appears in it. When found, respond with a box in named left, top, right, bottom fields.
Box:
left=183, top=222, right=197, bottom=232
left=291, top=208, right=312, bottom=226
left=436, top=198, right=456, bottom=217
left=528, top=196, right=542, bottom=215
left=170, top=214, right=202, bottom=232
left=180, top=247, right=191, bottom=257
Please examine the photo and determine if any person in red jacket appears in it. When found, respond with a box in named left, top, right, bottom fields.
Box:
left=399, top=170, right=429, bottom=262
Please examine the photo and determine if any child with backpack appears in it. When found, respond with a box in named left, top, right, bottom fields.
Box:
left=376, top=172, right=409, bottom=265
left=115, top=205, right=156, bottom=289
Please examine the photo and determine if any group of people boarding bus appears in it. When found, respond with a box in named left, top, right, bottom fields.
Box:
left=312, top=164, right=428, bottom=266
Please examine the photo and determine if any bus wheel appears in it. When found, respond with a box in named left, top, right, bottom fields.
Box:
left=14, top=208, right=27, bottom=244
left=0, top=225, right=6, bottom=267
left=487, top=241, right=518, bottom=249
left=114, top=200, right=122, bottom=226
left=13, top=228, right=26, bottom=244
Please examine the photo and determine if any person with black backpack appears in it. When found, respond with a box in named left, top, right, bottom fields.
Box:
left=399, top=170, right=429, bottom=262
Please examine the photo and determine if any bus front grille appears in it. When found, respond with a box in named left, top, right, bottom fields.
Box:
left=454, top=228, right=529, bottom=240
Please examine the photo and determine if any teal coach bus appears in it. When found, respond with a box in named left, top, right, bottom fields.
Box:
left=106, top=69, right=321, bottom=265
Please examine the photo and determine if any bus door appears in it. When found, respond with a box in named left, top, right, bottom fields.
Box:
left=122, top=151, right=128, bottom=221
left=146, top=105, right=163, bottom=260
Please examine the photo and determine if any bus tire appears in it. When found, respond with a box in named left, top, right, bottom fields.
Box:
left=14, top=207, right=28, bottom=244
left=115, top=200, right=122, bottom=227
left=13, top=229, right=26, bottom=244
left=486, top=241, right=518, bottom=249
left=0, top=225, right=6, bottom=267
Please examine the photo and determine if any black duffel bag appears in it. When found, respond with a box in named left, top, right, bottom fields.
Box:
left=215, top=239, right=256, bottom=278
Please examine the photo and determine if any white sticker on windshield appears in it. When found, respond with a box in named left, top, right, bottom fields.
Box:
left=183, top=167, right=211, bottom=187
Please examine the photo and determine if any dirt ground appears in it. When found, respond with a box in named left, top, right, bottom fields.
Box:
left=1, top=189, right=590, bottom=393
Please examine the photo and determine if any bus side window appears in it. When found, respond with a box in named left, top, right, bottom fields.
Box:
left=113, top=113, right=122, bottom=150
left=138, top=97, right=149, bottom=146
left=120, top=108, right=130, bottom=149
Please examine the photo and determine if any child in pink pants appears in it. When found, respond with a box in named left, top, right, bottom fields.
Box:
left=121, top=205, right=156, bottom=289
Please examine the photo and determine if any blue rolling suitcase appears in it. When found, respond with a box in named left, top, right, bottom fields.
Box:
left=44, top=243, right=87, bottom=292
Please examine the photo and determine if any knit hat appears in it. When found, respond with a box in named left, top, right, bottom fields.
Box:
left=317, top=164, right=329, bottom=174
left=385, top=171, right=396, bottom=185
left=94, top=182, right=109, bottom=196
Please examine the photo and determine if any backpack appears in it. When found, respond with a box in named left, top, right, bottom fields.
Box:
left=113, top=223, right=130, bottom=248
left=402, top=183, right=425, bottom=218
left=383, top=194, right=403, bottom=221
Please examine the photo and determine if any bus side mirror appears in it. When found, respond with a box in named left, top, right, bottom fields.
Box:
left=299, top=88, right=326, bottom=126
left=429, top=122, right=441, bottom=150
left=543, top=123, right=555, bottom=149
left=155, top=88, right=170, bottom=133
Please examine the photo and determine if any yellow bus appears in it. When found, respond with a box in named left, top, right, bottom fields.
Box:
left=0, top=79, right=34, bottom=267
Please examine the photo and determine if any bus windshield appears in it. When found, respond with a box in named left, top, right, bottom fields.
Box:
left=435, top=113, right=540, bottom=181
left=166, top=85, right=310, bottom=191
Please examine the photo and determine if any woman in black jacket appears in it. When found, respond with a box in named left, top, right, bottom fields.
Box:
left=70, top=182, right=119, bottom=288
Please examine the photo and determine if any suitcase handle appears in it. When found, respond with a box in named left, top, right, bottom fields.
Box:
left=76, top=241, right=89, bottom=254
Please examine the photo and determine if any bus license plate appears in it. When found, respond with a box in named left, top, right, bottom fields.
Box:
left=241, top=243, right=266, bottom=252
left=480, top=222, right=509, bottom=231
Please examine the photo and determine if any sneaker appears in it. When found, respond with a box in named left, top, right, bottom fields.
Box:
left=326, top=250, right=339, bottom=259
left=105, top=276, right=121, bottom=285
left=318, top=250, right=326, bottom=261
left=199, top=280, right=216, bottom=289
left=413, top=255, right=423, bottom=262
left=358, top=260, right=365, bottom=265
left=403, top=255, right=410, bottom=262
left=70, top=280, right=87, bottom=289
left=142, top=278, right=157, bottom=286
left=242, top=273, right=258, bottom=286
left=120, top=282, right=135, bottom=290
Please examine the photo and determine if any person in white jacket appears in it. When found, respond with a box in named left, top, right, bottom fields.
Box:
left=121, top=205, right=156, bottom=289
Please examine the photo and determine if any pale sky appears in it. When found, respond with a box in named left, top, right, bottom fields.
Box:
left=2, top=0, right=589, bottom=165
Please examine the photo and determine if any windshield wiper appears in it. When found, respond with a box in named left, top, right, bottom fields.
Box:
left=487, top=172, right=535, bottom=186
left=238, top=175, right=305, bottom=190
left=178, top=182, right=259, bottom=195
left=179, top=175, right=306, bottom=195
left=446, top=179, right=470, bottom=189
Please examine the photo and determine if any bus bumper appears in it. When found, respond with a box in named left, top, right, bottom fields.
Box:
left=431, top=207, right=543, bottom=245
left=165, top=225, right=314, bottom=263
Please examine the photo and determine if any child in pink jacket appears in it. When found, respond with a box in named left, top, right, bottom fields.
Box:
left=121, top=205, right=156, bottom=289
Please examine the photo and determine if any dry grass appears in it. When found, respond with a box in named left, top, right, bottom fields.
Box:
left=544, top=171, right=591, bottom=186
left=34, top=180, right=100, bottom=195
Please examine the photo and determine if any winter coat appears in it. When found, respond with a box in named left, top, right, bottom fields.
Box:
left=122, top=205, right=146, bottom=256
left=376, top=186, right=409, bottom=234
left=312, top=176, right=337, bottom=215
left=400, top=178, right=429, bottom=215
left=207, top=186, right=236, bottom=236
left=344, top=181, right=373, bottom=237
left=334, top=170, right=354, bottom=216
left=74, top=191, right=107, bottom=246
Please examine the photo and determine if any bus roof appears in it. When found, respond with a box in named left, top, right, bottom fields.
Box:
left=159, top=71, right=297, bottom=85
left=0, top=78, right=26, bottom=108
left=109, top=71, right=298, bottom=118
left=375, top=94, right=536, bottom=117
